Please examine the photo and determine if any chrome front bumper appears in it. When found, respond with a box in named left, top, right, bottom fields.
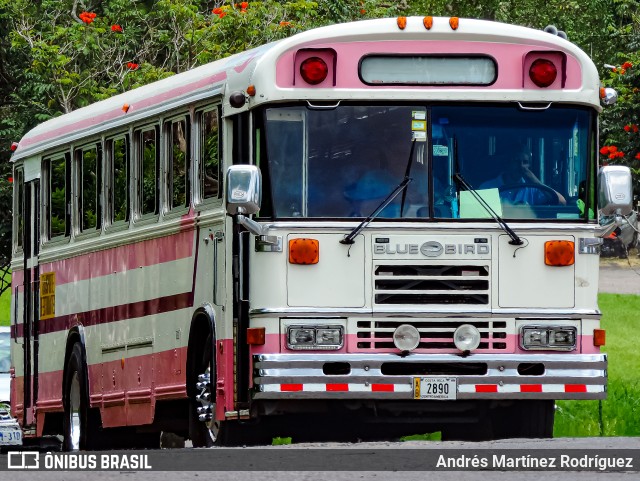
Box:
left=253, top=353, right=607, bottom=400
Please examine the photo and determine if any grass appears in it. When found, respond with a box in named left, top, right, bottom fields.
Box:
left=0, top=270, right=10, bottom=326
left=554, top=293, right=640, bottom=437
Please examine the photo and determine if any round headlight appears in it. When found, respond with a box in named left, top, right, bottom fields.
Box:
left=453, top=324, right=481, bottom=352
left=393, top=324, right=420, bottom=351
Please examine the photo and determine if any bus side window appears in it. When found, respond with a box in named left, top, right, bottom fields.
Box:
left=107, top=135, right=130, bottom=224
left=167, top=116, right=190, bottom=210
left=137, top=126, right=159, bottom=216
left=45, top=154, right=69, bottom=239
left=199, top=108, right=220, bottom=200
left=76, top=144, right=102, bottom=233
left=13, top=168, right=24, bottom=251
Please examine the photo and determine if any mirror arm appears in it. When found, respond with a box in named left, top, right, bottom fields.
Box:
left=596, top=213, right=622, bottom=238
left=235, top=214, right=270, bottom=237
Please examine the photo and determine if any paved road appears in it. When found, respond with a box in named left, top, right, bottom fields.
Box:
left=2, top=438, right=639, bottom=480
left=599, top=264, right=640, bottom=295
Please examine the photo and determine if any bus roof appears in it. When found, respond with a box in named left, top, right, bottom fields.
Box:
left=12, top=17, right=601, bottom=163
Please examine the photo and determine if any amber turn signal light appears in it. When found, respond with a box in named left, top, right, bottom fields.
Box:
left=449, top=17, right=459, bottom=30
left=289, top=238, right=319, bottom=265
left=247, top=327, right=265, bottom=345
left=423, top=16, right=433, bottom=30
left=397, top=17, right=407, bottom=30
left=544, top=240, right=575, bottom=266
left=593, top=329, right=606, bottom=347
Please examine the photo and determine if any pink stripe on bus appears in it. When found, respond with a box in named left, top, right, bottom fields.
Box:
left=39, top=230, right=195, bottom=285
left=21, top=72, right=227, bottom=149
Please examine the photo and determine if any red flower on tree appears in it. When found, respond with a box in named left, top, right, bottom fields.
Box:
left=600, top=146, right=609, bottom=155
left=636, top=153, right=640, bottom=160
left=212, top=7, right=223, bottom=14
left=633, top=124, right=639, bottom=133
left=111, top=24, right=123, bottom=32
left=241, top=2, right=248, bottom=8
left=127, top=62, right=139, bottom=70
left=624, top=125, right=631, bottom=132
left=79, top=12, right=97, bottom=24
left=622, top=61, right=633, bottom=69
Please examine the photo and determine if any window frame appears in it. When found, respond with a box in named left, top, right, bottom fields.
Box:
left=12, top=167, right=24, bottom=254
left=164, top=114, right=191, bottom=215
left=43, top=152, right=71, bottom=242
left=134, top=124, right=160, bottom=222
left=195, top=104, right=223, bottom=207
left=74, top=142, right=103, bottom=237
left=105, top=134, right=131, bottom=230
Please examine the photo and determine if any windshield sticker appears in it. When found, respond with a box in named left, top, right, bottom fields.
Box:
left=412, top=131, right=427, bottom=141
left=433, top=145, right=449, bottom=156
left=412, top=110, right=426, bottom=120
left=411, top=120, right=426, bottom=131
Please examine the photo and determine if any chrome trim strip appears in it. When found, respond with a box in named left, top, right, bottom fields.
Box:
left=249, top=308, right=601, bottom=319
left=256, top=221, right=598, bottom=232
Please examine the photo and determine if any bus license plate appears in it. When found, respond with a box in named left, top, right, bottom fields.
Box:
left=414, top=377, right=457, bottom=400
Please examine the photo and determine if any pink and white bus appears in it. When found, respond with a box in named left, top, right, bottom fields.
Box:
left=10, top=16, right=633, bottom=448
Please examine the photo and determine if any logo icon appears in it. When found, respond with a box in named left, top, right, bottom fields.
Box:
left=8, top=451, right=40, bottom=469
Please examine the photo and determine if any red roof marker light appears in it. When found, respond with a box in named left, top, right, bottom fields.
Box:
left=529, top=59, right=557, bottom=87
left=300, top=57, right=329, bottom=85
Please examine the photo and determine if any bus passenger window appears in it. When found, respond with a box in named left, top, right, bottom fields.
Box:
left=138, top=127, right=158, bottom=216
left=110, top=136, right=129, bottom=223
left=78, top=145, right=101, bottom=232
left=14, top=169, right=24, bottom=250
left=200, top=109, right=220, bottom=199
left=169, top=118, right=189, bottom=209
left=47, top=155, right=68, bottom=238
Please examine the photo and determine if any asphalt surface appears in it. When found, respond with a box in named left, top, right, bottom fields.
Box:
left=599, top=263, right=640, bottom=295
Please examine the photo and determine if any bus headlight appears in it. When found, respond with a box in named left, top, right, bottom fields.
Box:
left=453, top=324, right=481, bottom=352
left=521, top=326, right=577, bottom=350
left=287, top=325, right=343, bottom=350
left=393, top=324, right=420, bottom=351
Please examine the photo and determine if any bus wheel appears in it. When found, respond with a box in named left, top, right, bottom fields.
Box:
left=189, top=332, right=221, bottom=446
left=63, top=343, right=96, bottom=451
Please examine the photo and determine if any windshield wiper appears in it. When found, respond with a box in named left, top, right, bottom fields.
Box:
left=340, top=178, right=413, bottom=245
left=452, top=172, right=523, bottom=246
left=340, top=141, right=417, bottom=245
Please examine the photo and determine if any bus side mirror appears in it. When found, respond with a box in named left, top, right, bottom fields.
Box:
left=598, top=165, right=633, bottom=216
left=226, top=165, right=262, bottom=215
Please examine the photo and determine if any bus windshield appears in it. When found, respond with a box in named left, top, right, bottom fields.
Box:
left=261, top=104, right=595, bottom=221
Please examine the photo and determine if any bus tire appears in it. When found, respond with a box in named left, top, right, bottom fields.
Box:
left=188, top=332, right=238, bottom=446
left=63, top=343, right=97, bottom=451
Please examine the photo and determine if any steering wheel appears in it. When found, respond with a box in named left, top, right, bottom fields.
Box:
left=498, top=183, right=560, bottom=206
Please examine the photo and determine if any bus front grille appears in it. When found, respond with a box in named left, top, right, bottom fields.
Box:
left=354, top=319, right=509, bottom=352
left=374, top=263, right=490, bottom=306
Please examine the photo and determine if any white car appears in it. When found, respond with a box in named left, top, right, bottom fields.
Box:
left=0, top=326, right=10, bottom=403
left=0, top=326, right=22, bottom=447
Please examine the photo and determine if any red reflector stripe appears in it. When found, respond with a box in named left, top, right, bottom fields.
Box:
left=326, top=383, right=349, bottom=392
left=372, top=384, right=394, bottom=392
left=565, top=384, right=587, bottom=393
left=520, top=384, right=543, bottom=393
left=280, top=384, right=303, bottom=392
left=475, top=384, right=498, bottom=393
